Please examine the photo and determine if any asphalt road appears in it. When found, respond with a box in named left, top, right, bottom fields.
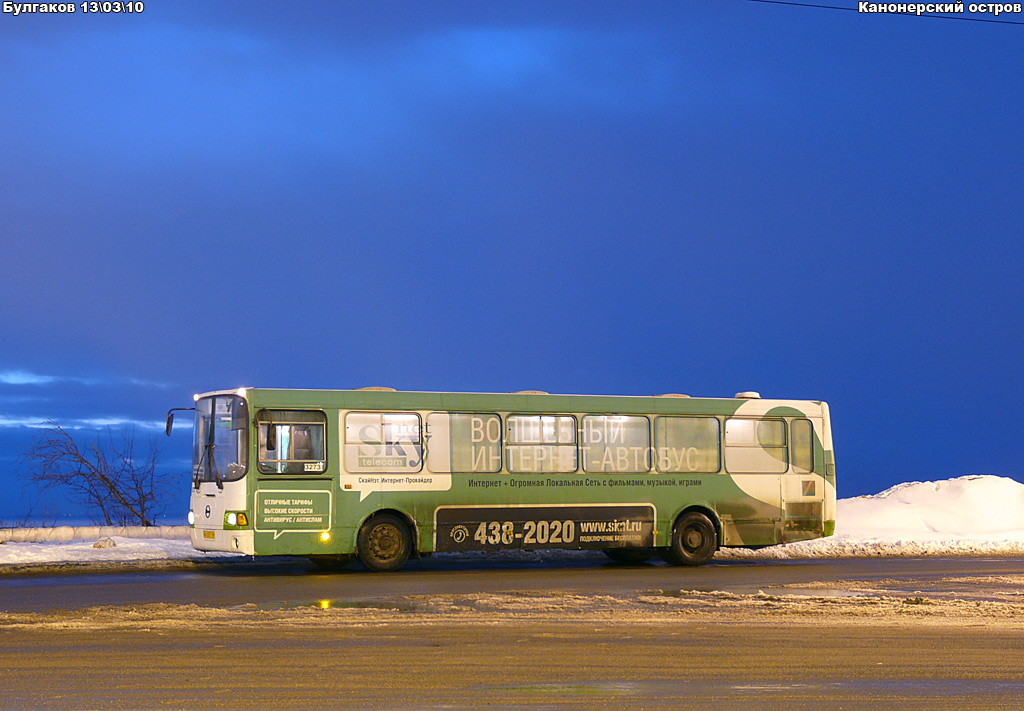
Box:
left=2, top=553, right=1022, bottom=612
left=1, top=556, right=1023, bottom=710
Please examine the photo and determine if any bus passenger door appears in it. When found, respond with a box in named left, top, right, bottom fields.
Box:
left=252, top=409, right=334, bottom=555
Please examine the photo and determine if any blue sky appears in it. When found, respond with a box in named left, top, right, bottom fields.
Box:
left=1, top=2, right=1021, bottom=523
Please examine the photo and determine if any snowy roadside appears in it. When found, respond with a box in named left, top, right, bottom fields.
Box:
left=0, top=526, right=188, bottom=543
left=721, top=475, right=1024, bottom=560
left=1, top=475, right=1022, bottom=569
left=0, top=538, right=226, bottom=569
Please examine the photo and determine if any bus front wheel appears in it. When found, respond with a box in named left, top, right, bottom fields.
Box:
left=663, top=512, right=717, bottom=566
left=357, top=514, right=413, bottom=572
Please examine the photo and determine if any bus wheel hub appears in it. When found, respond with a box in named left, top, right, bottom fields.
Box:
left=370, top=525, right=399, bottom=556
left=683, top=528, right=703, bottom=550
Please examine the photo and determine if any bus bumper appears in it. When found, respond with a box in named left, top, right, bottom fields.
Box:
left=191, top=527, right=255, bottom=555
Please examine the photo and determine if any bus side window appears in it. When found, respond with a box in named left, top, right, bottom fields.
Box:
left=426, top=413, right=502, bottom=473
left=344, top=411, right=424, bottom=473
left=506, top=414, right=577, bottom=474
left=791, top=419, right=814, bottom=473
left=724, top=418, right=788, bottom=473
left=581, top=415, right=651, bottom=473
left=290, top=425, right=314, bottom=461
left=257, top=409, right=328, bottom=475
left=654, top=417, right=721, bottom=473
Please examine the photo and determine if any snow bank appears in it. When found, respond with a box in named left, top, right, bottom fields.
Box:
left=721, top=475, right=1024, bottom=560
left=1, top=476, right=1022, bottom=566
left=0, top=537, right=206, bottom=565
left=0, top=526, right=188, bottom=544
left=839, top=475, right=1024, bottom=538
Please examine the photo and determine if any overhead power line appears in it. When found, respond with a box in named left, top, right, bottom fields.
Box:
left=746, top=0, right=1024, bottom=25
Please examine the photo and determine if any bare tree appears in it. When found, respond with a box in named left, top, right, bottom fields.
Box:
left=21, top=422, right=170, bottom=526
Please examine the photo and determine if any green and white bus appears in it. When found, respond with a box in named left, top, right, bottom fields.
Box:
left=166, top=388, right=835, bottom=571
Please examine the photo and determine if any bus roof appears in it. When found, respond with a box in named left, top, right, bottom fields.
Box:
left=197, top=388, right=825, bottom=418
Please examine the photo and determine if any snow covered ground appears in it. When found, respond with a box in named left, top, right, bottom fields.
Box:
left=719, top=475, right=1024, bottom=560
left=0, top=476, right=1021, bottom=567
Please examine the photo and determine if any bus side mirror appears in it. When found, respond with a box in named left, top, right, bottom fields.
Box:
left=165, top=407, right=195, bottom=437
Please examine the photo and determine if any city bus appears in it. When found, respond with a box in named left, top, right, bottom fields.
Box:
left=166, top=388, right=835, bottom=571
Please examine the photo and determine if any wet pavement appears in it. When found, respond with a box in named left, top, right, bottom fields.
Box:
left=1, top=553, right=1023, bottom=612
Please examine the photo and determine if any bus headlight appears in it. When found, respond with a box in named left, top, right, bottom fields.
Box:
left=187, top=510, right=195, bottom=526
left=225, top=511, right=249, bottom=527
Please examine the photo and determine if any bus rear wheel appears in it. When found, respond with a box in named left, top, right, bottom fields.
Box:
left=663, top=512, right=717, bottom=566
left=357, top=514, right=413, bottom=572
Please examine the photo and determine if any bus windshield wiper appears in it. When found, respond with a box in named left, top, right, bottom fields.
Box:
left=195, top=442, right=213, bottom=490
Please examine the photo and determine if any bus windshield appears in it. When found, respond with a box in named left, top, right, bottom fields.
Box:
left=193, top=395, right=249, bottom=486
